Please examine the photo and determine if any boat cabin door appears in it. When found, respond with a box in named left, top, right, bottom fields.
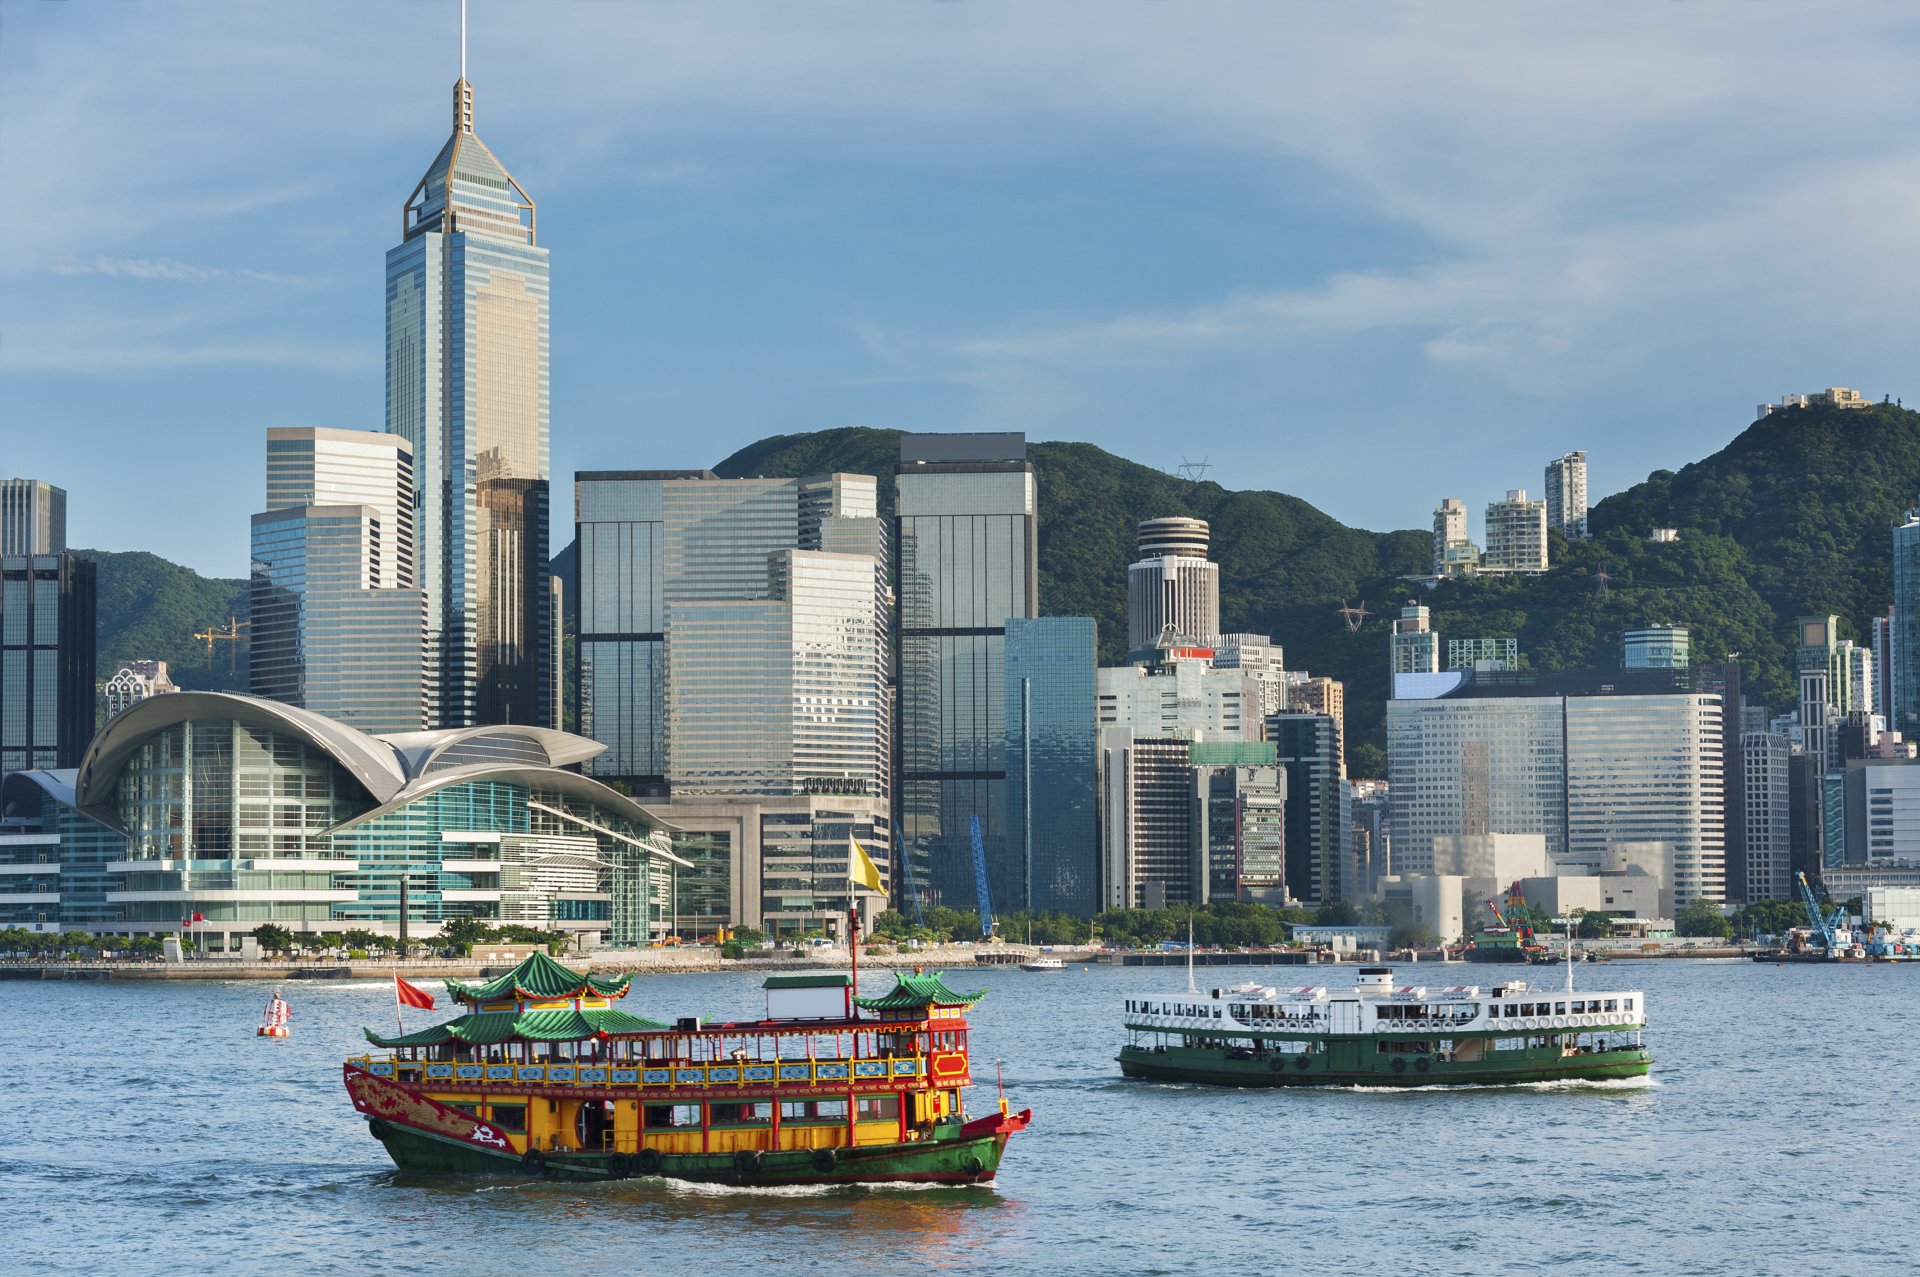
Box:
left=1329, top=1001, right=1361, bottom=1035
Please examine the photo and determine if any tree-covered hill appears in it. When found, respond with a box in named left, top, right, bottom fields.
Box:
left=715, top=405, right=1920, bottom=773
left=76, top=549, right=248, bottom=695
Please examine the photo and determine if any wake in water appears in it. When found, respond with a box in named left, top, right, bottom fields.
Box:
left=1347, top=1075, right=1660, bottom=1095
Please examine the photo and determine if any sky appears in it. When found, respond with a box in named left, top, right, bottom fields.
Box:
left=4, top=1, right=1919, bottom=578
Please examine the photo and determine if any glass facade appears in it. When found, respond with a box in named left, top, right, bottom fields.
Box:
left=1386, top=696, right=1568, bottom=876
left=387, top=78, right=550, bottom=730
left=1004, top=617, right=1097, bottom=915
left=0, top=553, right=96, bottom=775
left=1564, top=695, right=1726, bottom=904
left=249, top=506, right=430, bottom=734
left=1268, top=713, right=1343, bottom=906
left=896, top=454, right=1037, bottom=910
left=1894, top=513, right=1920, bottom=733
left=0, top=479, right=65, bottom=556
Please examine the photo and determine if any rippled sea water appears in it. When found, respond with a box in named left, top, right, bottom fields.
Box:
left=3, top=960, right=1915, bottom=1276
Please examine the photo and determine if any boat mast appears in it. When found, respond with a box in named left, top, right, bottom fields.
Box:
left=1565, top=922, right=1575, bottom=994
left=1186, top=911, right=1197, bottom=994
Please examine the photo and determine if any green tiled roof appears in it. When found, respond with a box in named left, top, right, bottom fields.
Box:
left=853, top=971, right=985, bottom=1011
left=443, top=950, right=633, bottom=1004
left=364, top=1006, right=667, bottom=1049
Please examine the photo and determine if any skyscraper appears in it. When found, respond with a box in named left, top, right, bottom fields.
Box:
left=387, top=75, right=551, bottom=729
left=1432, top=498, right=1470, bottom=574
left=1543, top=451, right=1589, bottom=540
left=895, top=433, right=1037, bottom=911
left=1126, top=517, right=1219, bottom=652
left=0, top=549, right=95, bottom=775
left=265, top=429, right=416, bottom=589
left=0, top=479, right=65, bottom=555
left=1895, top=505, right=1920, bottom=734
left=1005, top=617, right=1098, bottom=915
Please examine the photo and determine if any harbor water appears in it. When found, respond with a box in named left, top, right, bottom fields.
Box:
left=3, top=959, right=1914, bottom=1276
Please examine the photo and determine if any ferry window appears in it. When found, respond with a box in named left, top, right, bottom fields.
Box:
left=672, top=1105, right=700, bottom=1127
left=1624, top=998, right=1634, bottom=1011
left=813, top=1099, right=849, bottom=1121
left=712, top=1102, right=770, bottom=1125
left=1604, top=999, right=1617, bottom=1012
left=1571, top=1001, right=1585, bottom=1014
left=1555, top=1003, right=1567, bottom=1016
left=487, top=1104, right=527, bottom=1133
left=857, top=1095, right=900, bottom=1121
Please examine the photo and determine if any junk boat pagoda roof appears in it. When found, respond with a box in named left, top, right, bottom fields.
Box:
left=853, top=971, right=985, bottom=1011
left=443, top=950, right=634, bottom=1004
left=363, top=1006, right=669, bottom=1049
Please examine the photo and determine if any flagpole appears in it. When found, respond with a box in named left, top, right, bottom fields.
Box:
left=395, top=972, right=405, bottom=1036
left=849, top=903, right=860, bottom=1006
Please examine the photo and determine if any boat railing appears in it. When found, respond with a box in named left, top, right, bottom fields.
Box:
left=348, top=1052, right=943, bottom=1089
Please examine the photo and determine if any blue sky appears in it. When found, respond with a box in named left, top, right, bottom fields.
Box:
left=5, top=1, right=1920, bottom=578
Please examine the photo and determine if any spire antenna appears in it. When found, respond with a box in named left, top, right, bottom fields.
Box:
left=461, top=0, right=467, bottom=81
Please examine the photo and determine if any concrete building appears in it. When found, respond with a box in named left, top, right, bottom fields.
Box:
left=1190, top=741, right=1286, bottom=904
left=387, top=74, right=552, bottom=730
left=1872, top=609, right=1895, bottom=723
left=1743, top=730, right=1793, bottom=902
left=1758, top=387, right=1871, bottom=417
left=1005, top=618, right=1099, bottom=916
left=0, top=479, right=65, bottom=556
left=0, top=693, right=681, bottom=944
left=1483, top=490, right=1548, bottom=572
left=1127, top=517, right=1218, bottom=653
left=0, top=550, right=96, bottom=777
left=1432, top=498, right=1473, bottom=574
left=1430, top=833, right=1551, bottom=883
left=101, top=661, right=178, bottom=721
left=1391, top=604, right=1440, bottom=681
left=1377, top=874, right=1466, bottom=946
left=1841, top=760, right=1920, bottom=866
left=1097, top=655, right=1262, bottom=742
left=1207, top=633, right=1289, bottom=716
left=895, top=433, right=1037, bottom=912
left=1097, top=729, right=1195, bottom=909
left=1543, top=451, right=1589, bottom=541
left=1624, top=627, right=1690, bottom=670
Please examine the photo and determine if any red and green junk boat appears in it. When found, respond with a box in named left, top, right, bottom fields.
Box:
left=343, top=952, right=1030, bottom=1184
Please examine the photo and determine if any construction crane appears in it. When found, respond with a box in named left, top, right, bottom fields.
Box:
left=1796, top=872, right=1846, bottom=952
left=192, top=617, right=250, bottom=674
left=968, top=815, right=995, bottom=939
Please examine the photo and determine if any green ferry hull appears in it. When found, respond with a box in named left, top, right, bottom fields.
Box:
left=368, top=1115, right=1011, bottom=1184
left=1117, top=1043, right=1651, bottom=1088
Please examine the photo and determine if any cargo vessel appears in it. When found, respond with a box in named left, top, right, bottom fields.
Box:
left=1117, top=964, right=1650, bottom=1087
left=343, top=951, right=1030, bottom=1183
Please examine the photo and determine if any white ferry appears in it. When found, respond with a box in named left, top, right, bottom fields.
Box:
left=1118, top=965, right=1650, bottom=1087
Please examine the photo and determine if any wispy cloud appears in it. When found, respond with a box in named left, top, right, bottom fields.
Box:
left=50, top=255, right=313, bottom=286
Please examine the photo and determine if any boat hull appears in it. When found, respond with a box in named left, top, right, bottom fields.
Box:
left=346, top=1065, right=1023, bottom=1186
left=1461, top=948, right=1532, bottom=964
left=1116, top=1042, right=1651, bottom=1088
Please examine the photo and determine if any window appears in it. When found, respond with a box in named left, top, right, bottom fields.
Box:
left=711, top=1102, right=770, bottom=1125
left=856, top=1095, right=899, bottom=1121
left=487, top=1104, right=526, bottom=1133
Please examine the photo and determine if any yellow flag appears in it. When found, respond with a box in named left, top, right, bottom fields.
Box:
left=849, top=836, right=884, bottom=895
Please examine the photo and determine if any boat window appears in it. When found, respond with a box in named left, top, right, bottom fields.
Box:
left=857, top=1095, right=900, bottom=1121
left=1604, top=999, right=1617, bottom=1012
left=711, top=1101, right=771, bottom=1125
left=487, top=1103, right=527, bottom=1133
left=1624, top=998, right=1634, bottom=1011
left=1555, top=1003, right=1567, bottom=1016
left=447, top=1102, right=479, bottom=1118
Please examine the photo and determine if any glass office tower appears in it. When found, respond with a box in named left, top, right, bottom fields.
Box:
left=895, top=433, right=1037, bottom=911
left=0, top=479, right=66, bottom=556
left=1004, top=617, right=1098, bottom=915
left=387, top=77, right=550, bottom=729
left=0, top=551, right=95, bottom=775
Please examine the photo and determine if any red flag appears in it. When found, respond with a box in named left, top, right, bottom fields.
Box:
left=395, top=975, right=437, bottom=1010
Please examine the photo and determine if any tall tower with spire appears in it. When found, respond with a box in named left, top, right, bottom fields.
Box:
left=386, top=63, right=552, bottom=728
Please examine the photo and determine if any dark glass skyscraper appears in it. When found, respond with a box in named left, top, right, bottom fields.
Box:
left=387, top=77, right=550, bottom=728
left=0, top=551, right=95, bottom=775
left=1004, top=617, right=1097, bottom=915
left=895, top=433, right=1037, bottom=912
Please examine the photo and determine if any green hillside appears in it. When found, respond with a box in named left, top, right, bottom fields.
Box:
left=77, top=549, right=249, bottom=696
left=715, top=406, right=1920, bottom=773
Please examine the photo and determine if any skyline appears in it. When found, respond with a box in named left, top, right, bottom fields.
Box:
left=6, top=2, right=1920, bottom=577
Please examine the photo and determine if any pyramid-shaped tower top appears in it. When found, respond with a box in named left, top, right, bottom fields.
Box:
left=400, top=77, right=536, bottom=246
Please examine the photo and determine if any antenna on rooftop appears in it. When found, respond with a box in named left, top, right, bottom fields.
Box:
left=461, top=0, right=468, bottom=80
left=1177, top=457, right=1213, bottom=485
left=1336, top=599, right=1371, bottom=634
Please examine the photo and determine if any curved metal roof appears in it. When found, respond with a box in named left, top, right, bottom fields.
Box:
left=327, top=762, right=680, bottom=845
left=375, top=725, right=606, bottom=780
left=0, top=767, right=79, bottom=815
left=72, top=692, right=409, bottom=824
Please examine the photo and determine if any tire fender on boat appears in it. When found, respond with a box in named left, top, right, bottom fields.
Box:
left=733, top=1149, right=762, bottom=1176
left=811, top=1147, right=840, bottom=1173
left=1268, top=1056, right=1288, bottom=1073
left=607, top=1153, right=635, bottom=1180
left=966, top=1155, right=985, bottom=1176
left=367, top=1116, right=391, bottom=1141
left=1391, top=1057, right=1408, bottom=1074
left=636, top=1148, right=663, bottom=1175
left=1415, top=1057, right=1432, bottom=1073
left=522, top=1150, right=548, bottom=1177
left=1294, top=1055, right=1312, bottom=1071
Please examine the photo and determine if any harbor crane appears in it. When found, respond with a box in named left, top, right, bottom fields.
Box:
left=1796, top=872, right=1847, bottom=952
left=968, top=815, right=995, bottom=939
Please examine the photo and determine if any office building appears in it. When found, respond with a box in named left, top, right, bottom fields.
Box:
left=1269, top=711, right=1344, bottom=906
left=1840, top=760, right=1920, bottom=867
left=1388, top=668, right=1725, bottom=905
left=1624, top=627, right=1690, bottom=670
left=573, top=471, right=887, bottom=799
left=264, top=429, right=416, bottom=589
left=1127, top=517, right=1219, bottom=651
left=1543, top=451, right=1589, bottom=541
left=1348, top=780, right=1391, bottom=898
left=1433, top=498, right=1472, bottom=574
left=896, top=433, right=1038, bottom=911
left=1872, top=609, right=1895, bottom=723
left=101, top=660, right=178, bottom=721
left=0, top=692, right=680, bottom=943
left=387, top=73, right=552, bottom=730
left=1692, top=660, right=1745, bottom=902
left=1391, top=604, right=1440, bottom=680
left=1743, top=730, right=1793, bottom=902
left=1207, top=633, right=1289, bottom=716
left=1190, top=741, right=1285, bottom=904
left=0, top=550, right=96, bottom=776
left=1796, top=615, right=1846, bottom=769
left=1005, top=618, right=1098, bottom=916
left=1896, top=506, right=1920, bottom=734
left=1097, top=729, right=1196, bottom=909
left=1484, top=490, right=1548, bottom=572
left=1098, top=655, right=1262, bottom=742
left=0, top=479, right=65, bottom=555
